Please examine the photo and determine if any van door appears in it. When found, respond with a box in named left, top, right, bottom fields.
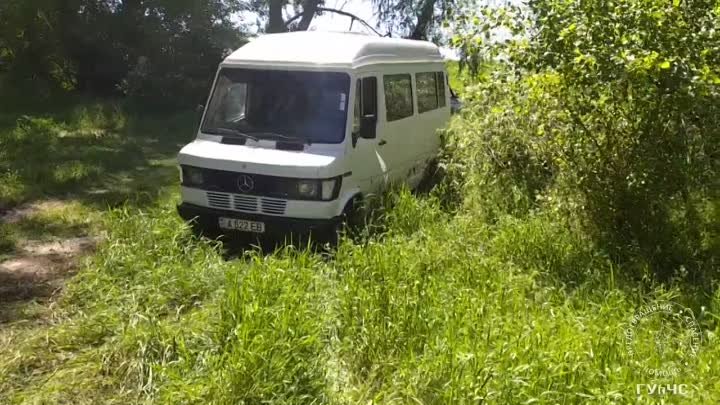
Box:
left=411, top=70, right=450, bottom=187
left=380, top=73, right=418, bottom=186
left=349, top=74, right=386, bottom=195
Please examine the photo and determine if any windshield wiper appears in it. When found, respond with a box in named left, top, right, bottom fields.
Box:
left=204, top=127, right=259, bottom=142
left=248, top=131, right=312, bottom=145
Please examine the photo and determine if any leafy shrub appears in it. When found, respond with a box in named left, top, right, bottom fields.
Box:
left=447, top=0, right=720, bottom=280
left=441, top=75, right=561, bottom=221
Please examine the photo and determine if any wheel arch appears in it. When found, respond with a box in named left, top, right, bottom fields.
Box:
left=336, top=189, right=364, bottom=217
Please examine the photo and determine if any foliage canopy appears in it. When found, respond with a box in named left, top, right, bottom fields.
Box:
left=448, top=0, right=720, bottom=279
left=0, top=0, right=247, bottom=108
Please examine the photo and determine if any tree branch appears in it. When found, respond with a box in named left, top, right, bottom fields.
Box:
left=283, top=7, right=384, bottom=37
left=409, top=0, right=436, bottom=40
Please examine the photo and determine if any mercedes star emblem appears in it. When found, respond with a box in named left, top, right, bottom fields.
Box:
left=237, top=174, right=254, bottom=193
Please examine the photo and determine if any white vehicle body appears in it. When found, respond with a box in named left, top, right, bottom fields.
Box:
left=177, top=31, right=450, bottom=235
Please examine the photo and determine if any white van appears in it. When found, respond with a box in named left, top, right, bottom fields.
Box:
left=177, top=31, right=451, bottom=239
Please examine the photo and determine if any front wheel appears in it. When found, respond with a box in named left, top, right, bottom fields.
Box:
left=326, top=198, right=364, bottom=246
left=189, top=220, right=223, bottom=240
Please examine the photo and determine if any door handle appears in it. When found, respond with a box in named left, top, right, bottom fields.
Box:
left=378, top=139, right=387, bottom=146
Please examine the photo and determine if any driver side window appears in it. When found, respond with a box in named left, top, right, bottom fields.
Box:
left=353, top=76, right=378, bottom=135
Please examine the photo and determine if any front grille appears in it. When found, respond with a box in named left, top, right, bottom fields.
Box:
left=206, top=191, right=287, bottom=216
left=261, top=198, right=287, bottom=215
left=233, top=194, right=258, bottom=212
left=207, top=192, right=231, bottom=210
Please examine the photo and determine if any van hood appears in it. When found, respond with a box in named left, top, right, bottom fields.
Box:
left=177, top=139, right=345, bottom=178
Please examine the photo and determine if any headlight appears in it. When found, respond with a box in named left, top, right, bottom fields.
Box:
left=321, top=179, right=338, bottom=200
left=297, top=180, right=319, bottom=198
left=295, top=177, right=341, bottom=200
left=183, top=166, right=204, bottom=186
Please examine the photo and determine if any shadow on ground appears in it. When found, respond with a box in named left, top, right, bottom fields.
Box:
left=0, top=101, right=197, bottom=318
left=0, top=237, right=96, bottom=323
left=0, top=103, right=196, bottom=212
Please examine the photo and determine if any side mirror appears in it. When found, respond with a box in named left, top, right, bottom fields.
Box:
left=195, top=104, right=205, bottom=113
left=359, top=115, right=377, bottom=139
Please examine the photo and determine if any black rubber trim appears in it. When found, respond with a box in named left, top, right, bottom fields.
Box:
left=220, top=136, right=248, bottom=145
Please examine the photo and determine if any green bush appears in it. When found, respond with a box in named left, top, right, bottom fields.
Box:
left=447, top=0, right=720, bottom=280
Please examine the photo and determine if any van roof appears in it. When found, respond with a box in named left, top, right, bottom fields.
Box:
left=223, top=31, right=444, bottom=69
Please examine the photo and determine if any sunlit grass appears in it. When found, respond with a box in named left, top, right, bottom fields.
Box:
left=0, top=100, right=192, bottom=258
left=0, top=101, right=194, bottom=209
left=7, top=200, right=98, bottom=241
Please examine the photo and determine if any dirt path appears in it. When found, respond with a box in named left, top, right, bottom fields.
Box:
left=0, top=201, right=98, bottom=323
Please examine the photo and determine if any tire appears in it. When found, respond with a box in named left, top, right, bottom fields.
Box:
left=415, top=158, right=442, bottom=195
left=326, top=197, right=364, bottom=247
left=189, top=220, right=222, bottom=240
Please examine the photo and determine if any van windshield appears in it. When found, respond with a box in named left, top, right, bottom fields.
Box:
left=201, top=68, right=350, bottom=144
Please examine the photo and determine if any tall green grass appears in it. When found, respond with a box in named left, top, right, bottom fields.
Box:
left=1, top=190, right=718, bottom=404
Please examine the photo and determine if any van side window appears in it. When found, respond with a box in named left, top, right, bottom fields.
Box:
left=437, top=72, right=446, bottom=108
left=353, top=77, right=378, bottom=134
left=416, top=71, right=447, bottom=113
left=383, top=74, right=413, bottom=121
left=416, top=72, right=438, bottom=113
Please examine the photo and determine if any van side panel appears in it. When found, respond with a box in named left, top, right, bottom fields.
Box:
left=410, top=68, right=450, bottom=188
left=374, top=63, right=450, bottom=189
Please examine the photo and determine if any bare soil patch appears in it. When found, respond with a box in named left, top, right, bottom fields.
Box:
left=0, top=200, right=69, bottom=224
left=0, top=237, right=96, bottom=306
left=0, top=200, right=98, bottom=322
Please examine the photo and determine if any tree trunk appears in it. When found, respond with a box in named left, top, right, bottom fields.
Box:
left=120, top=0, right=144, bottom=52
left=296, top=0, right=321, bottom=31
left=409, top=0, right=436, bottom=40
left=120, top=0, right=143, bottom=25
left=267, top=0, right=286, bottom=33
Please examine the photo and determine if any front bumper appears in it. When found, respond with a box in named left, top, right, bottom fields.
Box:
left=177, top=203, right=340, bottom=236
left=180, top=186, right=344, bottom=219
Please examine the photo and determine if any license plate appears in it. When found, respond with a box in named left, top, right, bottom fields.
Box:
left=218, top=217, right=265, bottom=233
